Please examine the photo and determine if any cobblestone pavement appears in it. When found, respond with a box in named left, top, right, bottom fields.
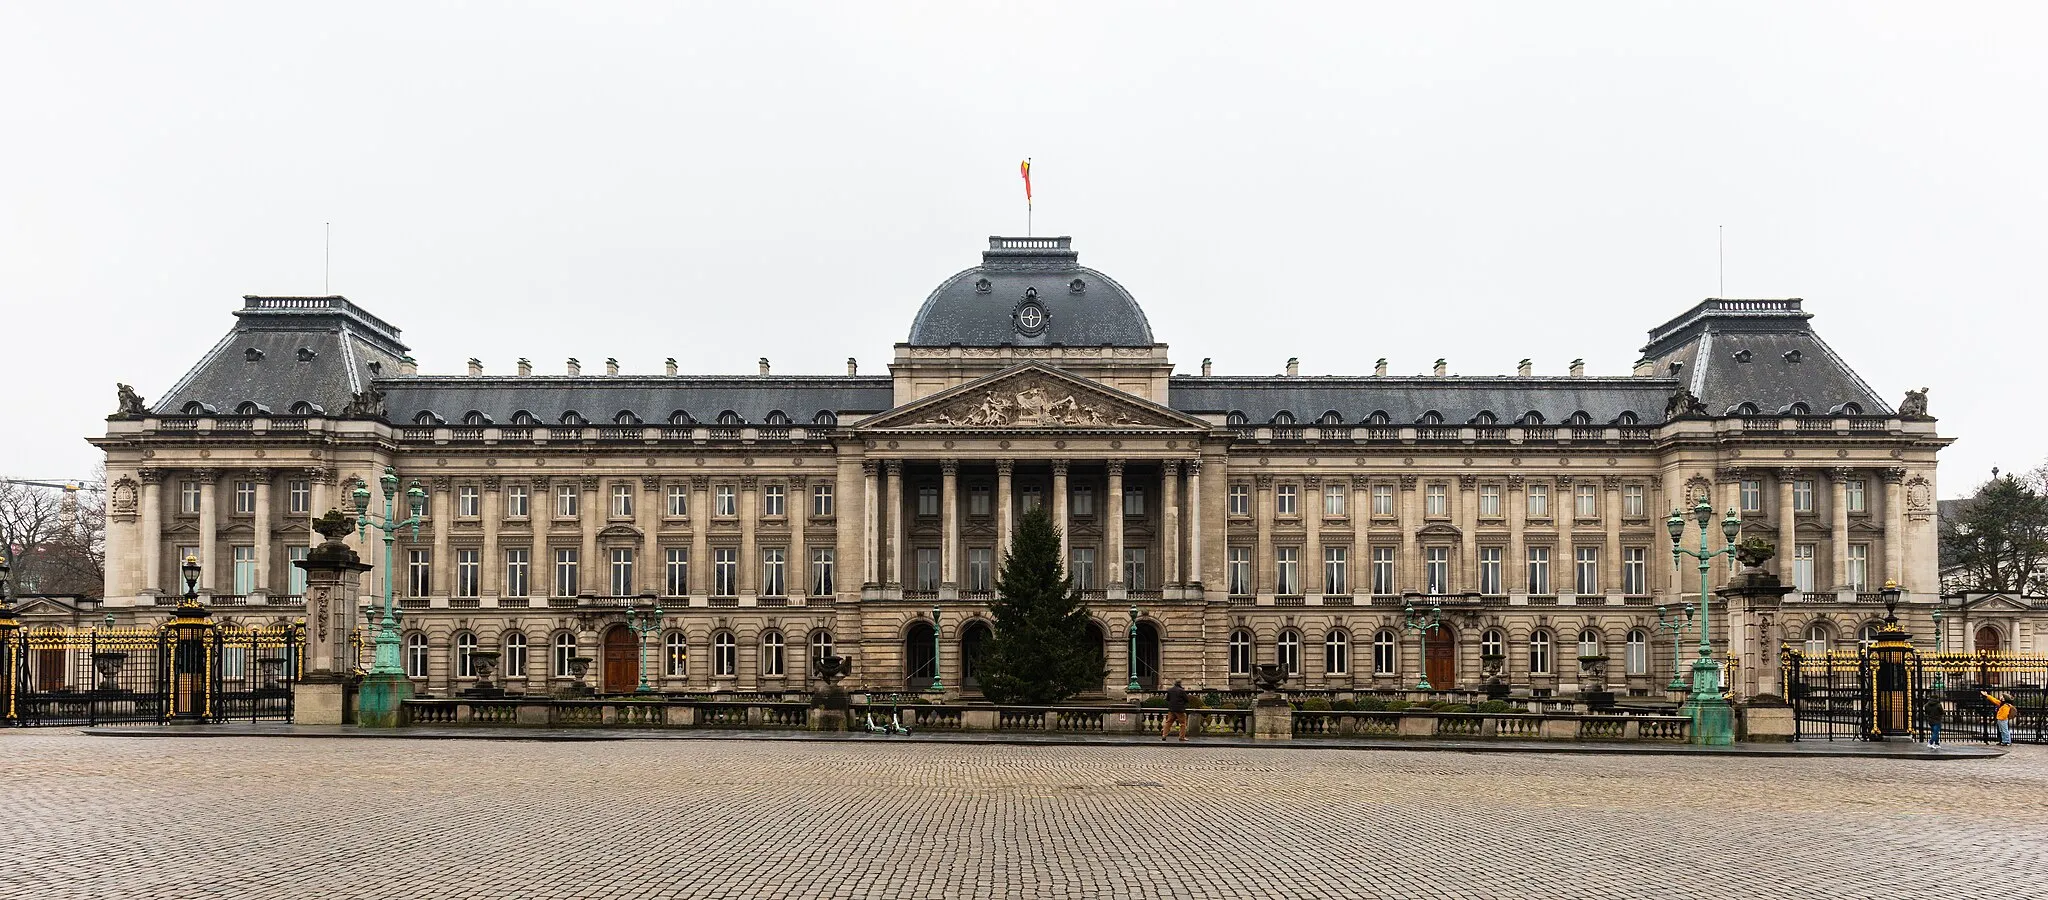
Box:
left=5, top=732, right=2045, bottom=900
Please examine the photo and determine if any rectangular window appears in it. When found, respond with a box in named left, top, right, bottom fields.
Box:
left=1371, top=484, right=1395, bottom=517
left=1228, top=484, right=1250, bottom=516
left=1793, top=544, right=1815, bottom=593
left=966, top=548, right=991, bottom=592
left=1622, top=484, right=1646, bottom=518
left=232, top=545, right=257, bottom=594
left=762, top=484, right=785, bottom=517
left=1527, top=546, right=1552, bottom=595
left=1575, top=484, right=1597, bottom=519
left=1324, top=547, right=1348, bottom=595
left=457, top=549, right=480, bottom=598
left=180, top=481, right=201, bottom=514
left=288, top=480, right=311, bottom=515
left=505, top=549, right=530, bottom=598
left=1479, top=547, right=1503, bottom=595
left=233, top=481, right=257, bottom=515
left=1275, top=547, right=1299, bottom=595
left=761, top=548, right=786, bottom=596
left=812, top=483, right=834, bottom=517
left=554, top=549, right=579, bottom=596
left=556, top=485, right=580, bottom=518
left=1324, top=484, right=1346, bottom=517
left=506, top=485, right=529, bottom=518
left=1793, top=479, right=1814, bottom=513
left=611, top=483, right=634, bottom=518
left=1425, top=483, right=1447, bottom=517
left=1021, top=484, right=1042, bottom=512
left=665, top=548, right=688, bottom=597
left=1072, top=548, right=1095, bottom=590
left=916, top=548, right=941, bottom=591
left=1371, top=547, right=1395, bottom=595
left=667, top=484, right=689, bottom=517
left=1425, top=547, right=1449, bottom=594
left=1479, top=484, right=1501, bottom=518
left=457, top=485, right=480, bottom=518
left=1228, top=547, right=1252, bottom=595
left=713, top=548, right=738, bottom=596
left=407, top=549, right=431, bottom=597
left=1123, top=487, right=1145, bottom=517
left=1574, top=546, right=1599, bottom=595
left=1848, top=543, right=1869, bottom=592
left=811, top=548, right=835, bottom=595
left=918, top=485, right=941, bottom=517
left=1072, top=486, right=1093, bottom=517
left=1845, top=478, right=1867, bottom=513
left=1740, top=479, right=1762, bottom=513
left=610, top=548, right=635, bottom=596
left=287, top=546, right=309, bottom=596
left=1623, top=547, right=1647, bottom=595
left=1276, top=484, right=1297, bottom=516
left=715, top=485, right=736, bottom=517
left=1626, top=631, right=1648, bottom=676
left=1123, top=548, right=1147, bottom=590
left=969, top=486, right=990, bottom=517
left=1527, top=484, right=1550, bottom=518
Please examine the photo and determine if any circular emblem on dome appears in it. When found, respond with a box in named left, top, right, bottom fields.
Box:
left=1013, top=290, right=1049, bottom=336
left=974, top=277, right=992, bottom=294
left=1069, top=278, right=1086, bottom=294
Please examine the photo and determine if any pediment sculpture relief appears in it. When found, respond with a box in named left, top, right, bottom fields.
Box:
left=918, top=384, right=1139, bottom=427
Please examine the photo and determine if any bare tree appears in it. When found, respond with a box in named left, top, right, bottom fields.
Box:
left=0, top=471, right=107, bottom=599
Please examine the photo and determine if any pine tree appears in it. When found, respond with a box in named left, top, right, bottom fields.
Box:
left=978, top=505, right=1102, bottom=704
left=1940, top=471, right=2048, bottom=595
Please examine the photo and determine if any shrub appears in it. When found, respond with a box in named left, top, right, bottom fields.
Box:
left=1476, top=700, right=1518, bottom=714
left=1330, top=699, right=1357, bottom=711
left=1383, top=699, right=1412, bottom=711
left=1297, top=698, right=1332, bottom=712
left=1138, top=697, right=1167, bottom=708
left=1354, top=697, right=1388, bottom=711
left=1433, top=703, right=1474, bottom=714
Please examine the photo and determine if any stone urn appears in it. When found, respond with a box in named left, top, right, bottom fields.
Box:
left=462, top=651, right=506, bottom=699
left=810, top=654, right=853, bottom=731
left=1480, top=654, right=1510, bottom=700
left=1577, top=654, right=1614, bottom=711
left=556, top=655, right=596, bottom=698
left=1250, top=663, right=1292, bottom=741
left=91, top=651, right=128, bottom=692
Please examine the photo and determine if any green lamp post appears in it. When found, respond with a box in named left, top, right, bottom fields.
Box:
left=1667, top=498, right=1742, bottom=745
left=352, top=467, right=426, bottom=727
left=1653, top=603, right=1694, bottom=693
left=1126, top=605, right=1143, bottom=693
left=928, top=605, right=944, bottom=693
left=622, top=594, right=662, bottom=693
left=1401, top=599, right=1445, bottom=691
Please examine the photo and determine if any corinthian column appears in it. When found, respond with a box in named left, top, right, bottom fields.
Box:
left=1106, top=461, right=1125, bottom=593
left=1052, top=460, right=1070, bottom=568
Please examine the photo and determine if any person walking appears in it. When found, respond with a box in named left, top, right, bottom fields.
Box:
left=1161, top=679, right=1192, bottom=742
left=1921, top=696, right=1945, bottom=748
left=1980, top=691, right=2017, bottom=746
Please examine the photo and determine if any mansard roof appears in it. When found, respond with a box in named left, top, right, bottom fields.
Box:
left=1638, top=299, right=1891, bottom=417
left=1166, top=376, right=1676, bottom=425
left=153, top=296, right=409, bottom=416
left=380, top=376, right=893, bottom=425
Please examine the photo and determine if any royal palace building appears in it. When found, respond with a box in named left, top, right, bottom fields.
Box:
left=88, top=236, right=1956, bottom=700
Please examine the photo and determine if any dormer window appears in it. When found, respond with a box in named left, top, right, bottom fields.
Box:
left=1733, top=349, right=1753, bottom=363
left=297, top=347, right=317, bottom=362
left=717, top=411, right=744, bottom=426
left=510, top=410, right=539, bottom=426
left=1783, top=349, right=1803, bottom=363
left=764, top=410, right=791, bottom=425
left=244, top=348, right=265, bottom=362
left=413, top=411, right=440, bottom=426
left=1565, top=411, right=1592, bottom=426
left=1518, top=411, right=1545, bottom=426
left=560, top=411, right=587, bottom=426
left=463, top=411, right=491, bottom=426
left=1365, top=411, right=1390, bottom=426
left=1614, top=411, right=1640, bottom=425
left=1470, top=411, right=1497, bottom=426
left=1226, top=411, right=1249, bottom=428
left=1271, top=411, right=1296, bottom=425
left=235, top=401, right=267, bottom=416
left=1417, top=411, right=1443, bottom=425
left=812, top=410, right=838, bottom=426
left=613, top=410, right=642, bottom=425
left=1318, top=410, right=1343, bottom=425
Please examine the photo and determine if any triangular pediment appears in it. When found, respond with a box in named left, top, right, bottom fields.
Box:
left=1959, top=593, right=2040, bottom=613
left=857, top=364, right=1209, bottom=431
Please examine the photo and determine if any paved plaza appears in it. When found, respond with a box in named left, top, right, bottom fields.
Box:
left=4, top=732, right=2045, bottom=899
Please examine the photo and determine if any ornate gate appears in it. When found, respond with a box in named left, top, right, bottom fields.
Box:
left=3, top=621, right=304, bottom=727
left=1785, top=647, right=2048, bottom=743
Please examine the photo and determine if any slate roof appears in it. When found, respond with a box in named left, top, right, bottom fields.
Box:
left=1639, top=299, right=1891, bottom=416
left=379, top=377, right=894, bottom=425
left=152, top=297, right=409, bottom=416
left=905, top=237, right=1155, bottom=347
left=1167, top=377, right=1678, bottom=425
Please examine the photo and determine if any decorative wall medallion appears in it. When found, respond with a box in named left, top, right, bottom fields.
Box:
left=790, top=458, right=802, bottom=466
left=1729, top=449, right=1743, bottom=458
left=999, top=440, right=1012, bottom=449
left=743, top=457, right=755, bottom=466
left=1462, top=457, right=1474, bottom=466
left=1606, top=457, right=1619, bottom=466
left=1558, top=458, right=1570, bottom=466
left=887, top=441, right=899, bottom=449
left=583, top=457, right=596, bottom=466
left=309, top=450, right=320, bottom=457
left=254, top=449, right=266, bottom=458
left=486, top=458, right=498, bottom=467
left=1013, top=288, right=1049, bottom=337
left=647, top=457, right=658, bottom=466
left=1306, top=457, right=1317, bottom=465
left=1258, top=457, right=1269, bottom=466
left=436, top=458, right=448, bottom=466
left=1054, top=440, right=1067, bottom=449
left=1511, top=457, right=1523, bottom=466
left=1783, top=449, right=1795, bottom=458
left=199, top=449, right=210, bottom=458
left=1355, top=457, right=1368, bottom=466
left=1110, top=440, right=1123, bottom=449
left=1167, top=440, right=1178, bottom=449
left=1890, top=449, right=1904, bottom=458
left=537, top=458, right=547, bottom=466
left=142, top=449, right=155, bottom=458
left=944, top=440, right=956, bottom=449
left=1402, top=457, right=1415, bottom=466
left=1836, top=449, right=1849, bottom=458
left=694, top=457, right=706, bottom=466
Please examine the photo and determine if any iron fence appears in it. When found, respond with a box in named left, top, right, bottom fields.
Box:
left=1785, top=648, right=2048, bottom=743
left=3, top=620, right=303, bottom=726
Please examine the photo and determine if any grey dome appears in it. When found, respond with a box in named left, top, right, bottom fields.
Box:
left=906, top=237, right=1154, bottom=347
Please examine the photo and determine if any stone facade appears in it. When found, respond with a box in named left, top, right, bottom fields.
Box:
left=90, top=236, right=1954, bottom=700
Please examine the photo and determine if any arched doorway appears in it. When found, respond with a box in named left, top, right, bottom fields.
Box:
left=904, top=621, right=936, bottom=691
left=1424, top=627, right=1457, bottom=689
left=1975, top=625, right=2002, bottom=653
left=960, top=621, right=992, bottom=692
left=1133, top=621, right=1161, bottom=690
left=601, top=626, right=639, bottom=693
left=1083, top=621, right=1108, bottom=693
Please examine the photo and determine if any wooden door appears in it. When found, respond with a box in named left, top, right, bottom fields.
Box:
left=1425, top=634, right=1456, bottom=688
left=601, top=627, right=638, bottom=693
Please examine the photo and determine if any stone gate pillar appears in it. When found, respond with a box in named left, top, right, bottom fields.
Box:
left=1719, top=539, right=1796, bottom=741
left=293, top=511, right=371, bottom=725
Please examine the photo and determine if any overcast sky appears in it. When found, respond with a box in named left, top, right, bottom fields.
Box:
left=4, top=2, right=2042, bottom=496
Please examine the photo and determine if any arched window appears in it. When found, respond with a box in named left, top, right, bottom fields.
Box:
left=1803, top=623, right=1831, bottom=656
left=1228, top=629, right=1252, bottom=676
left=1625, top=629, right=1648, bottom=676
left=1786, top=402, right=1811, bottom=416
left=235, top=401, right=265, bottom=416
left=1518, top=410, right=1545, bottom=426
left=1565, top=411, right=1593, bottom=426
left=1858, top=621, right=1882, bottom=650
left=462, top=411, right=491, bottom=426
left=511, top=410, right=539, bottom=426
left=1577, top=628, right=1602, bottom=659
left=713, top=630, right=737, bottom=677
left=412, top=411, right=439, bottom=426
left=1372, top=629, right=1398, bottom=676
left=404, top=632, right=429, bottom=679
left=1324, top=629, right=1350, bottom=676
left=455, top=631, right=478, bottom=678
left=613, top=410, right=641, bottom=425
left=764, top=410, right=791, bottom=425
left=810, top=629, right=834, bottom=666
left=812, top=410, right=838, bottom=426
left=664, top=631, right=688, bottom=677
left=1277, top=630, right=1302, bottom=677
left=1838, top=402, right=1864, bottom=416
left=1225, top=411, right=1249, bottom=427
left=1733, top=402, right=1760, bottom=417
left=762, top=630, right=786, bottom=677
left=1470, top=411, right=1497, bottom=426
left=502, top=631, right=528, bottom=678
left=1481, top=628, right=1505, bottom=659
left=289, top=401, right=319, bottom=416
left=1614, top=411, right=1640, bottom=425
left=553, top=631, right=578, bottom=677
left=1529, top=630, right=1553, bottom=675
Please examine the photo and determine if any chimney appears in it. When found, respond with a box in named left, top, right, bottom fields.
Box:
left=1569, top=358, right=1585, bottom=377
left=605, top=358, right=619, bottom=376
left=666, top=358, right=678, bottom=376
left=1200, top=357, right=1212, bottom=377
left=1374, top=358, right=1388, bottom=377
left=1285, top=357, right=1299, bottom=377
left=516, top=358, right=532, bottom=376
left=1632, top=357, right=1655, bottom=377
left=1517, top=359, right=1532, bottom=377
left=846, top=357, right=858, bottom=376
left=467, top=358, right=482, bottom=377
left=398, top=355, right=418, bottom=376
left=1433, top=359, right=1447, bottom=377
left=758, top=357, right=771, bottom=376
left=566, top=357, right=580, bottom=376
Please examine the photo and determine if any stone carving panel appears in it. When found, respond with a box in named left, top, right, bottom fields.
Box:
left=916, top=383, right=1140, bottom=427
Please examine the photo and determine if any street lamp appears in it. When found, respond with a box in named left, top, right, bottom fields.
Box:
left=1931, top=597, right=1946, bottom=690
left=1653, top=603, right=1694, bottom=692
left=180, top=555, right=203, bottom=607
left=1126, top=605, right=1143, bottom=693
left=352, top=468, right=425, bottom=728
left=1667, top=497, right=1742, bottom=745
left=622, top=594, right=662, bottom=693
left=928, top=605, right=944, bottom=693
left=1401, top=600, right=1444, bottom=691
